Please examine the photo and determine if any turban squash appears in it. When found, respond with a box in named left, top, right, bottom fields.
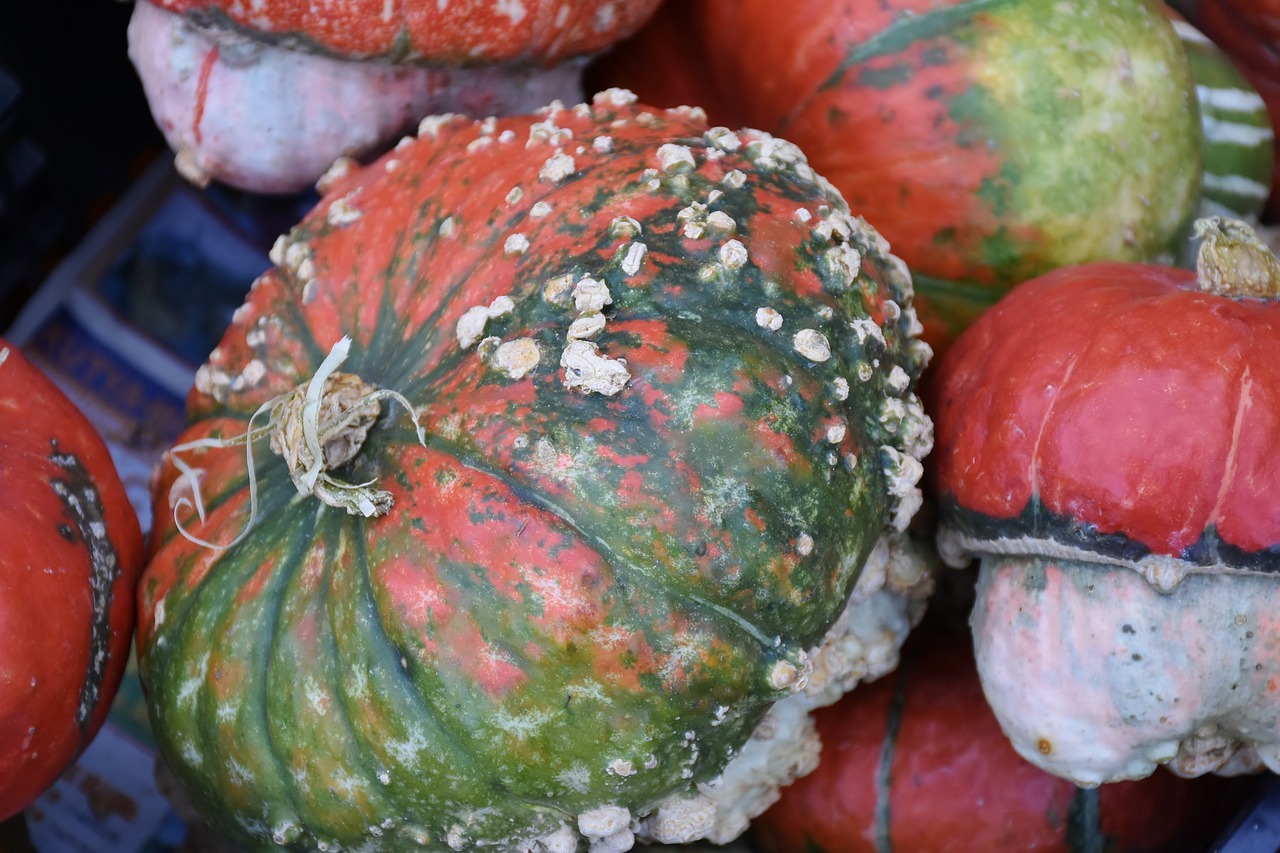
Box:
left=931, top=218, right=1280, bottom=785
left=136, top=92, right=935, bottom=851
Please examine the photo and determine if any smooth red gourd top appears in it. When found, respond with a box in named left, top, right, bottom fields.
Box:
left=931, top=261, right=1280, bottom=561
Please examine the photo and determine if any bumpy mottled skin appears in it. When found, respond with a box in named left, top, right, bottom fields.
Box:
left=146, top=0, right=662, bottom=64
left=137, top=93, right=932, bottom=851
left=931, top=257, right=1280, bottom=785
left=128, top=1, right=589, bottom=194
left=643, top=0, right=1202, bottom=355
left=973, top=556, right=1280, bottom=785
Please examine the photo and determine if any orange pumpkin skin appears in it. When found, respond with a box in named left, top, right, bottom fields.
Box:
left=128, top=0, right=589, bottom=194
left=129, top=0, right=663, bottom=194
left=583, top=2, right=730, bottom=124
left=749, top=630, right=1246, bottom=853
left=0, top=342, right=144, bottom=820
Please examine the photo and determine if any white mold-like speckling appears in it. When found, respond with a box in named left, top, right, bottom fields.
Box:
left=540, top=152, right=576, bottom=183
left=567, top=314, right=607, bottom=341
left=792, top=329, right=832, bottom=363
left=823, top=244, right=862, bottom=291
left=573, top=277, right=613, bottom=314
left=705, top=127, right=742, bottom=151
left=504, top=233, right=531, bottom=256
left=561, top=341, right=631, bottom=396
left=755, top=307, right=783, bottom=331
left=455, top=305, right=490, bottom=349
left=492, top=339, right=541, bottom=380
left=620, top=242, right=647, bottom=276
left=705, top=210, right=736, bottom=235
left=594, top=88, right=638, bottom=108
left=608, top=215, right=642, bottom=239
left=316, top=156, right=356, bottom=194
left=487, top=295, right=515, bottom=319
left=719, top=239, right=749, bottom=270
left=656, top=143, right=697, bottom=173
left=543, top=273, right=576, bottom=306
left=417, top=113, right=462, bottom=139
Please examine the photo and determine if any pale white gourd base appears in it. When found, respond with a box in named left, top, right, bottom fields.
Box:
left=972, top=553, right=1277, bottom=786
left=126, top=1, right=585, bottom=195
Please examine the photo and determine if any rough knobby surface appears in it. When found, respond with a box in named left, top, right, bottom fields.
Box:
left=139, top=92, right=933, bottom=850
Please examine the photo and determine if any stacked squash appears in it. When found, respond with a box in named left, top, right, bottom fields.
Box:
left=105, top=0, right=1280, bottom=850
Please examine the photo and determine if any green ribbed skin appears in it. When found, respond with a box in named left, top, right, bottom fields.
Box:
left=1172, top=16, right=1276, bottom=220
left=136, top=93, right=932, bottom=851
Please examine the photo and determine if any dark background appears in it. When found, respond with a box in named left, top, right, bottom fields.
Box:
left=0, top=0, right=164, bottom=326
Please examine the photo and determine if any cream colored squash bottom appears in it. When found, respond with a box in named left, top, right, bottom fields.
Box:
left=971, top=553, right=1279, bottom=786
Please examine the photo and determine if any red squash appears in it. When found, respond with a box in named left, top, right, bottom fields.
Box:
left=584, top=2, right=734, bottom=126
left=749, top=627, right=1248, bottom=853
left=144, top=0, right=660, bottom=65
left=0, top=341, right=144, bottom=820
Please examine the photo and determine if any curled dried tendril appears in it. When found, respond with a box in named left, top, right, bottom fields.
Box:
left=167, top=336, right=426, bottom=550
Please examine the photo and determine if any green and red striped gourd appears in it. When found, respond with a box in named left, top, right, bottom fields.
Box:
left=136, top=91, right=935, bottom=851
left=749, top=628, right=1250, bottom=853
left=1166, top=9, right=1275, bottom=222
left=1194, top=0, right=1280, bottom=218
left=0, top=341, right=145, bottom=820
left=588, top=0, right=1203, bottom=358
left=930, top=217, right=1280, bottom=785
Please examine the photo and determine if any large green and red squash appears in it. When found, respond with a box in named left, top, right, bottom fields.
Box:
left=591, top=0, right=1203, bottom=357
left=748, top=628, right=1248, bottom=852
left=0, top=341, right=144, bottom=820
left=136, top=92, right=934, bottom=850
left=931, top=218, right=1280, bottom=785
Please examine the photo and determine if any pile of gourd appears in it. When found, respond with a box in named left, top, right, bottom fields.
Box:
left=3, top=1, right=1278, bottom=851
